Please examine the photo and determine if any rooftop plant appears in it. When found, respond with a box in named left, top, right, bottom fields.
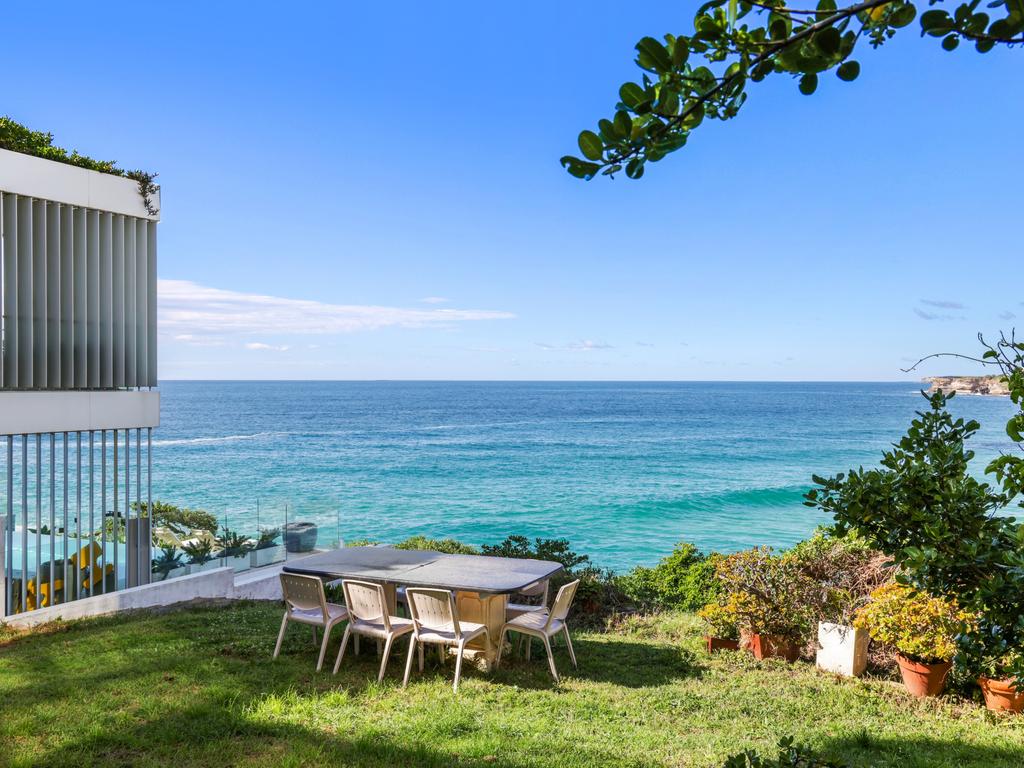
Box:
left=0, top=116, right=158, bottom=215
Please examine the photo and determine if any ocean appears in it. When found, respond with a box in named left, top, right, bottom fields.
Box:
left=153, top=381, right=1017, bottom=572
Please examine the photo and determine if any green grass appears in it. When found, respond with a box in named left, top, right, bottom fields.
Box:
left=1, top=604, right=1022, bottom=768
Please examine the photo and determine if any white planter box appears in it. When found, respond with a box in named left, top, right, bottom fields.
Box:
left=250, top=545, right=286, bottom=568
left=816, top=622, right=868, bottom=677
left=222, top=554, right=252, bottom=573
left=186, top=560, right=222, bottom=576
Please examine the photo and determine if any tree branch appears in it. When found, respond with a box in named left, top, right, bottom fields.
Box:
left=608, top=0, right=891, bottom=166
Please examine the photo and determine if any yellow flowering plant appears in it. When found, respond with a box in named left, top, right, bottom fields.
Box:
left=854, top=583, right=975, bottom=664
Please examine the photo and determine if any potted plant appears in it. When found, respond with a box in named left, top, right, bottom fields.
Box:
left=698, top=600, right=740, bottom=653
left=716, top=548, right=814, bottom=662
left=216, top=525, right=255, bottom=572
left=284, top=521, right=318, bottom=553
left=250, top=527, right=286, bottom=567
left=182, top=540, right=218, bottom=574
left=854, top=583, right=970, bottom=698
left=974, top=651, right=1024, bottom=713
left=150, top=545, right=184, bottom=582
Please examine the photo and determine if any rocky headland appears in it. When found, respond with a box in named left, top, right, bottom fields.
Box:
left=923, top=375, right=1010, bottom=396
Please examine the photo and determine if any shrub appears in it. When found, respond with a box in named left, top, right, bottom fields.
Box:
left=618, top=542, right=722, bottom=612
left=135, top=501, right=218, bottom=534
left=697, top=600, right=739, bottom=640
left=216, top=526, right=254, bottom=557
left=480, top=535, right=590, bottom=571
left=853, top=583, right=973, bottom=664
left=808, top=383, right=1024, bottom=683
left=181, top=540, right=214, bottom=565
left=723, top=736, right=846, bottom=768
left=787, top=527, right=893, bottom=627
left=255, top=527, right=281, bottom=550
left=394, top=535, right=479, bottom=555
left=715, top=547, right=817, bottom=638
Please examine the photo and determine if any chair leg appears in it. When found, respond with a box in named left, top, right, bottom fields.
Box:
left=438, top=644, right=445, bottom=665
left=354, top=634, right=360, bottom=656
left=525, top=634, right=532, bottom=661
left=495, top=627, right=508, bottom=669
left=418, top=642, right=425, bottom=672
left=378, top=634, right=395, bottom=683
left=316, top=623, right=333, bottom=672
left=333, top=625, right=352, bottom=674
left=542, top=635, right=559, bottom=682
left=403, top=636, right=417, bottom=688
left=453, top=639, right=466, bottom=693
left=273, top=613, right=289, bottom=660
left=312, top=625, right=318, bottom=646
left=563, top=625, right=577, bottom=669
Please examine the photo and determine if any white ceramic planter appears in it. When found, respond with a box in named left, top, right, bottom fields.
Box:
left=222, top=554, right=252, bottom=573
left=815, top=622, right=869, bottom=677
left=250, top=545, right=286, bottom=568
left=186, top=560, right=222, bottom=576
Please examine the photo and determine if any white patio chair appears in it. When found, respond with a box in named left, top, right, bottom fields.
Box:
left=402, top=587, right=490, bottom=693
left=506, top=578, right=550, bottom=619
left=273, top=573, right=350, bottom=672
left=333, top=579, right=414, bottom=682
left=506, top=578, right=550, bottom=660
left=496, top=579, right=579, bottom=682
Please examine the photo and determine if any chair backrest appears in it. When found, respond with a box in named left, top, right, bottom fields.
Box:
left=342, top=579, right=390, bottom=630
left=406, top=587, right=460, bottom=637
left=280, top=573, right=328, bottom=622
left=516, top=578, right=550, bottom=606
left=546, top=579, right=580, bottom=627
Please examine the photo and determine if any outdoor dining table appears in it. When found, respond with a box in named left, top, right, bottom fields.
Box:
left=283, top=546, right=563, bottom=667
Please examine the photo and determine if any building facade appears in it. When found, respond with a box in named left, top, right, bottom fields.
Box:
left=0, top=148, right=160, bottom=617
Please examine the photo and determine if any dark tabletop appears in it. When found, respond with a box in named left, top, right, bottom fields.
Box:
left=283, top=546, right=563, bottom=594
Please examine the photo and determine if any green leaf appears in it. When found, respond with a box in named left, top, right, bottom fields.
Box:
left=625, top=158, right=645, bottom=179
left=614, top=110, right=632, bottom=139
left=920, top=9, right=954, bottom=35
left=671, top=37, right=690, bottom=67
left=635, top=37, right=673, bottom=73
left=890, top=4, right=917, bottom=27
left=619, top=82, right=647, bottom=109
left=837, top=60, right=860, bottom=81
left=815, top=27, right=842, bottom=56
left=799, top=72, right=818, bottom=95
left=942, top=33, right=960, bottom=50
left=560, top=156, right=600, bottom=179
left=598, top=119, right=618, bottom=142
left=578, top=130, right=604, bottom=161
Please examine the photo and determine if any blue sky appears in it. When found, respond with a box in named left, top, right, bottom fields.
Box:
left=5, top=2, right=1020, bottom=380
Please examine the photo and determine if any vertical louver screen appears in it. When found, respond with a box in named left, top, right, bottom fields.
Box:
left=0, top=192, right=157, bottom=390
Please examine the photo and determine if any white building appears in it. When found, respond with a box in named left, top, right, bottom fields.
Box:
left=0, top=147, right=160, bottom=617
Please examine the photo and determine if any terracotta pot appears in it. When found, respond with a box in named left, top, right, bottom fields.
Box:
left=895, top=654, right=951, bottom=698
left=749, top=633, right=800, bottom=662
left=705, top=636, right=740, bottom=654
left=978, top=677, right=1024, bottom=713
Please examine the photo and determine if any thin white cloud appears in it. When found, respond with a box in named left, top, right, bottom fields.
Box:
left=173, top=334, right=227, bottom=347
left=998, top=311, right=1016, bottom=321
left=244, top=342, right=290, bottom=352
left=536, top=340, right=614, bottom=352
left=920, top=299, right=967, bottom=310
left=419, top=296, right=450, bottom=304
left=913, top=306, right=964, bottom=322
left=636, top=341, right=655, bottom=348
left=158, top=280, right=514, bottom=341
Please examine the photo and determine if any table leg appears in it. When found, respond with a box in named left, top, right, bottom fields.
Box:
left=454, top=591, right=506, bottom=671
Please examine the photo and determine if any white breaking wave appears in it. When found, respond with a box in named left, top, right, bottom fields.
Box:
left=152, top=431, right=286, bottom=447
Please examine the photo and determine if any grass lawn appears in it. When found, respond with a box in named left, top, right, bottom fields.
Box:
left=2, top=603, right=1023, bottom=768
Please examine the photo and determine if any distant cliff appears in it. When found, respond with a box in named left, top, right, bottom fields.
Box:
left=923, top=375, right=1009, bottom=396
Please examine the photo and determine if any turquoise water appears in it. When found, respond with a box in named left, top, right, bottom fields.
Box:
left=153, top=381, right=1017, bottom=571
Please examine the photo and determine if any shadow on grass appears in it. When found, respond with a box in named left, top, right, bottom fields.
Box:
left=23, top=699, right=664, bottom=768
left=821, top=732, right=1024, bottom=768
left=494, top=634, right=702, bottom=689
